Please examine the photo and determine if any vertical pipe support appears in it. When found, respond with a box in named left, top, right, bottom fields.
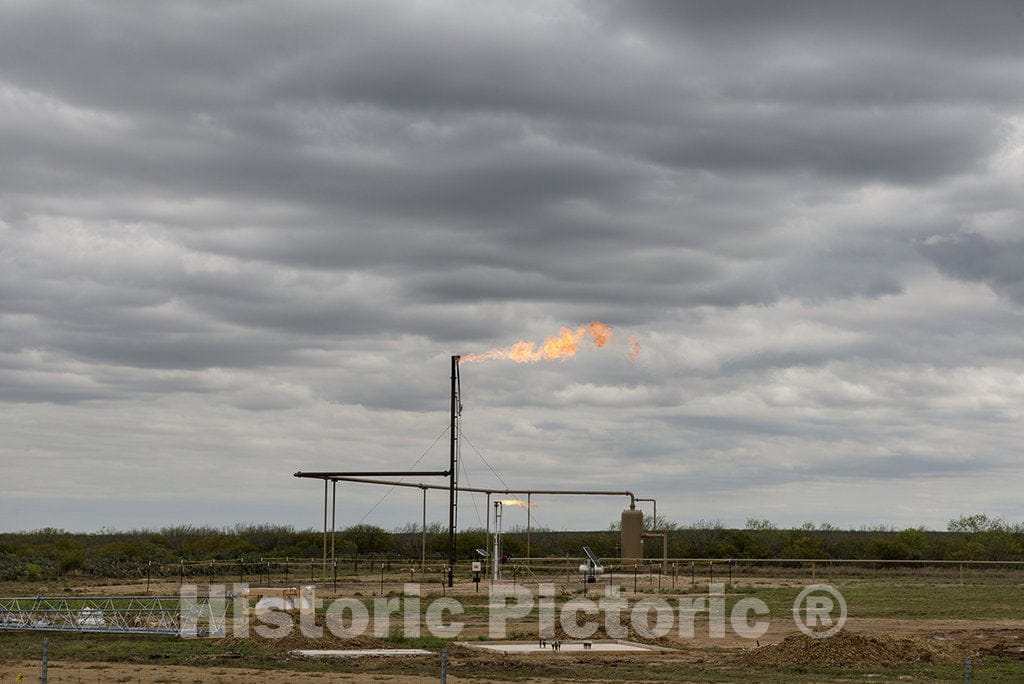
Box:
left=492, top=500, right=502, bottom=581
left=331, top=480, right=337, bottom=576
left=322, top=479, right=328, bottom=578
left=485, top=491, right=491, bottom=580
left=421, top=486, right=428, bottom=570
left=526, top=493, right=532, bottom=560
left=447, top=355, right=460, bottom=587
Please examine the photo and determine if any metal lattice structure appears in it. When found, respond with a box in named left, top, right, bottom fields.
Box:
left=0, top=595, right=227, bottom=636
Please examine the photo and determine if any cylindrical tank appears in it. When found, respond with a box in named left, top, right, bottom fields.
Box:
left=620, top=508, right=644, bottom=565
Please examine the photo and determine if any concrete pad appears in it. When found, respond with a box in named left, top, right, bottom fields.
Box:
left=459, top=640, right=672, bottom=655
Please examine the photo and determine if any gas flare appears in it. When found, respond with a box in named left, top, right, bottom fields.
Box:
left=461, top=321, right=614, bottom=364
left=628, top=334, right=642, bottom=362
left=500, top=499, right=536, bottom=509
left=588, top=321, right=612, bottom=347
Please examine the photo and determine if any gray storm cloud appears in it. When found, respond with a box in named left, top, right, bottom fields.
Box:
left=2, top=0, right=1024, bottom=531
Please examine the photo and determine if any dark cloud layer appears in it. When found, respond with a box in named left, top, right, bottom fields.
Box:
left=921, top=231, right=1024, bottom=305
left=2, top=1, right=1023, bottom=532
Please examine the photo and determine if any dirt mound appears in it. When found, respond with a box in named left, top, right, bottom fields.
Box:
left=980, top=640, right=1024, bottom=660
left=745, top=630, right=969, bottom=668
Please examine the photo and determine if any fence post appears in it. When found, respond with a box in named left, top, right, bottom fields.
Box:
left=41, top=636, right=48, bottom=684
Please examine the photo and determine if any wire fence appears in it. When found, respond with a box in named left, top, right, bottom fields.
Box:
left=3, top=553, right=1023, bottom=592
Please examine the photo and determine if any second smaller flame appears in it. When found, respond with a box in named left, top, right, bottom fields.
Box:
left=500, top=498, right=536, bottom=509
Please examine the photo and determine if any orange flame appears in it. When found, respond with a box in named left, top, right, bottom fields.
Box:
left=462, top=321, right=614, bottom=364
left=628, top=334, right=642, bottom=362
left=588, top=321, right=611, bottom=347
left=500, top=499, right=536, bottom=509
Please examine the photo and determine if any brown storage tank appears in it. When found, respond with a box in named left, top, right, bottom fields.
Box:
left=620, top=508, right=644, bottom=565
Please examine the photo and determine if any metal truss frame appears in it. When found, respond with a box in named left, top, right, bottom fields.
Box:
left=0, top=595, right=227, bottom=636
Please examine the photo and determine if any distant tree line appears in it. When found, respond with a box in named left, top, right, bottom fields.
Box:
left=1, top=514, right=1022, bottom=580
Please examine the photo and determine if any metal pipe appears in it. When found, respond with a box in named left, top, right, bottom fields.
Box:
left=635, top=498, right=657, bottom=531
left=421, top=486, right=427, bottom=570
left=448, top=355, right=460, bottom=587
left=331, top=480, right=337, bottom=577
left=642, top=532, right=669, bottom=575
left=324, top=476, right=635, bottom=502
left=322, top=479, right=328, bottom=578
left=634, top=498, right=659, bottom=571
left=485, top=491, right=491, bottom=580
left=295, top=471, right=450, bottom=478
left=302, top=475, right=637, bottom=576
left=492, top=501, right=502, bottom=581
left=526, top=493, right=532, bottom=560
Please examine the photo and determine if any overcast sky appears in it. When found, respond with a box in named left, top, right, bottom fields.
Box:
left=3, top=1, right=1024, bottom=534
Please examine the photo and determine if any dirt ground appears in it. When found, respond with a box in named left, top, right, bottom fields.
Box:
left=4, top=569, right=1023, bottom=681
left=667, top=615, right=1024, bottom=649
left=0, top=660, right=454, bottom=683
left=2, top=618, right=1022, bottom=683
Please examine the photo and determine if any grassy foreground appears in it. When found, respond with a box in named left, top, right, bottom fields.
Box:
left=1, top=571, right=1023, bottom=682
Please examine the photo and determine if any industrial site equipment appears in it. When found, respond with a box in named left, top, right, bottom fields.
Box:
left=295, top=355, right=654, bottom=581
left=579, top=546, right=604, bottom=582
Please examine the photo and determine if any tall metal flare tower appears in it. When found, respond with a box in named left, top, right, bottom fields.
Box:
left=447, top=355, right=461, bottom=586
